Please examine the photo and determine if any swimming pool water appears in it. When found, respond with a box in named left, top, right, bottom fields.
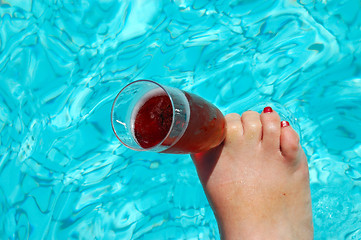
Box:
left=1, top=0, right=361, bottom=239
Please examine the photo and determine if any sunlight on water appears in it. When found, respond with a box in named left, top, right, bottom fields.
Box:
left=0, top=0, right=361, bottom=239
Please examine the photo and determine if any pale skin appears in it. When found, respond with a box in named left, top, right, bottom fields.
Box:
left=191, top=107, right=314, bottom=240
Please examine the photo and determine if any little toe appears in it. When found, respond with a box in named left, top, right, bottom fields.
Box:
left=280, top=121, right=301, bottom=162
left=260, top=106, right=281, bottom=151
left=241, top=111, right=262, bottom=144
left=224, top=113, right=243, bottom=145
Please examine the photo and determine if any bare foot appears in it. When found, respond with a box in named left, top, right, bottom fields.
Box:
left=191, top=107, right=313, bottom=240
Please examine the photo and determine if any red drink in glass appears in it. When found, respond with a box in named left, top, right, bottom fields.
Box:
left=111, top=80, right=225, bottom=154
left=132, top=94, right=173, bottom=149
left=161, top=92, right=225, bottom=153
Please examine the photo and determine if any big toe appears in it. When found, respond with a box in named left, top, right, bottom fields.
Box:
left=280, top=121, right=301, bottom=162
left=260, top=106, right=281, bottom=151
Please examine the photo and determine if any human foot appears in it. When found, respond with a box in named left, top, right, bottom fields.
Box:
left=191, top=108, right=313, bottom=240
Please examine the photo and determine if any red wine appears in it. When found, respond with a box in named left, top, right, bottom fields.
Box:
left=161, top=91, right=225, bottom=153
left=132, top=94, right=173, bottom=148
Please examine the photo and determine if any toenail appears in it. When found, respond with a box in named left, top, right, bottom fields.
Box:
left=281, top=120, right=290, bottom=127
left=263, top=106, right=273, bottom=113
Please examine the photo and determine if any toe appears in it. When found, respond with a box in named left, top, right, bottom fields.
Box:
left=224, top=113, right=243, bottom=145
left=241, top=111, right=262, bottom=143
left=280, top=121, right=300, bottom=161
left=260, top=107, right=281, bottom=151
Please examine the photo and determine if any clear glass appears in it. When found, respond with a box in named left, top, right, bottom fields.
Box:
left=111, top=80, right=226, bottom=154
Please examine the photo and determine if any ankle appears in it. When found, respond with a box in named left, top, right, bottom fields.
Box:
left=218, top=218, right=298, bottom=240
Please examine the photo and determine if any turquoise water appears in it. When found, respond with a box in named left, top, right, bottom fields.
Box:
left=1, top=0, right=361, bottom=239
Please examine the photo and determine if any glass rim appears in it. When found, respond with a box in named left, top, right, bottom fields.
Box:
left=111, top=80, right=177, bottom=152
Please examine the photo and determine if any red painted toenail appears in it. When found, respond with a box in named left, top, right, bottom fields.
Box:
left=281, top=121, right=290, bottom=127
left=263, top=107, right=273, bottom=113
